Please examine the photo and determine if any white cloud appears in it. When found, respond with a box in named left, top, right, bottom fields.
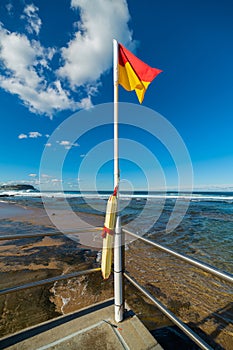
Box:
left=29, top=131, right=42, bottom=138
left=41, top=174, right=51, bottom=178
left=59, top=140, right=71, bottom=146
left=45, top=142, right=52, bottom=147
left=18, top=133, right=27, bottom=139
left=51, top=178, right=62, bottom=183
left=18, top=131, right=45, bottom=139
left=0, top=25, right=80, bottom=117
left=28, top=173, right=37, bottom=177
left=21, top=4, right=42, bottom=36
left=77, top=96, right=92, bottom=110
left=0, top=29, right=37, bottom=79
left=6, top=3, right=13, bottom=16
left=0, top=1, right=134, bottom=116
left=58, top=140, right=79, bottom=150
left=58, top=0, right=134, bottom=88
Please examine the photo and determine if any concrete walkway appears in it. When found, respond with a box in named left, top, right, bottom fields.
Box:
left=0, top=299, right=163, bottom=350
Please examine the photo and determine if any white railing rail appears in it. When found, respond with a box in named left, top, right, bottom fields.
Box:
left=123, top=228, right=233, bottom=284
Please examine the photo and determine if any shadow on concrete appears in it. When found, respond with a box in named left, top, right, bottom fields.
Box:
left=0, top=299, right=114, bottom=349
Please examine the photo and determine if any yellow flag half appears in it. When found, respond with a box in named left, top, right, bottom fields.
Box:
left=118, top=43, right=162, bottom=103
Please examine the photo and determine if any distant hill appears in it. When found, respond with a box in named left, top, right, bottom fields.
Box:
left=0, top=184, right=36, bottom=191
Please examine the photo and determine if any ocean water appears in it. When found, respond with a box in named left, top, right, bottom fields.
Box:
left=1, top=189, right=233, bottom=273
left=1, top=189, right=233, bottom=349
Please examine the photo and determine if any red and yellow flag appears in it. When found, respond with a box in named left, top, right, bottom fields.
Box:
left=118, top=43, right=162, bottom=103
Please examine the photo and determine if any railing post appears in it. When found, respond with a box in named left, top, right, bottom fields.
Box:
left=114, top=216, right=124, bottom=322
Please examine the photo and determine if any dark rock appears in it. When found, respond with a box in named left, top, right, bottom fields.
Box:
left=0, top=184, right=37, bottom=191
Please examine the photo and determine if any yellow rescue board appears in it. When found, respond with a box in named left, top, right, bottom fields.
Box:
left=101, top=194, right=117, bottom=279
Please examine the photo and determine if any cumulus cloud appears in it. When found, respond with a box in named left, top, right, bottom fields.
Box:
left=45, top=142, right=52, bottom=147
left=51, top=178, right=62, bottom=183
left=0, top=1, right=134, bottom=116
left=0, top=24, right=81, bottom=117
left=18, top=133, right=28, bottom=139
left=28, top=173, right=37, bottom=177
left=29, top=131, right=42, bottom=138
left=59, top=140, right=71, bottom=146
left=58, top=0, right=134, bottom=88
left=18, top=131, right=48, bottom=139
left=41, top=174, right=52, bottom=178
left=21, top=4, right=42, bottom=36
left=58, top=140, right=79, bottom=150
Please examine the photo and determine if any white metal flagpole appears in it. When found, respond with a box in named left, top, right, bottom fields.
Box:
left=113, top=39, right=124, bottom=322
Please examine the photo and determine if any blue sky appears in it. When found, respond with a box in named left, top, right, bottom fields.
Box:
left=0, top=0, right=233, bottom=191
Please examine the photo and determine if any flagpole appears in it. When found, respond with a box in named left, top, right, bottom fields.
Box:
left=113, top=39, right=124, bottom=323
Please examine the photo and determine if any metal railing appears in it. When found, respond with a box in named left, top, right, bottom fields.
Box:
left=123, top=228, right=233, bottom=284
left=1, top=227, right=232, bottom=349
left=0, top=232, right=63, bottom=241
left=0, top=268, right=101, bottom=296
left=124, top=272, right=212, bottom=350
left=123, top=228, right=233, bottom=350
left=0, top=227, right=102, bottom=241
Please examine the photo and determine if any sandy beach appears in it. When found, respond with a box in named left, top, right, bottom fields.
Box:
left=0, top=201, right=33, bottom=219
left=0, top=200, right=104, bottom=248
left=0, top=201, right=111, bottom=336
